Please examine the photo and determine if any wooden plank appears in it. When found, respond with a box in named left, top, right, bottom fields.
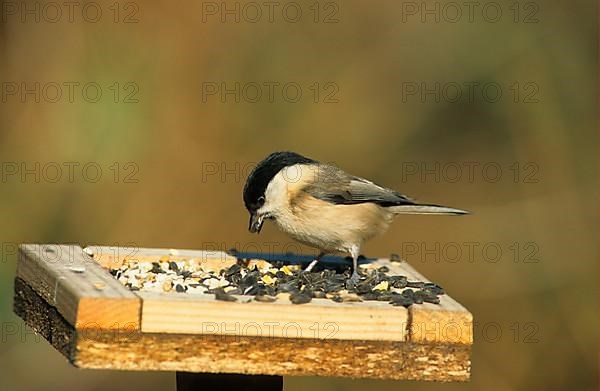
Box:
left=16, top=244, right=141, bottom=330
left=139, top=291, right=409, bottom=341
left=14, top=277, right=471, bottom=381
left=380, top=259, right=473, bottom=345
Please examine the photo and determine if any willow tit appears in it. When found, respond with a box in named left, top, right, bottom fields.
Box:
left=243, top=151, right=469, bottom=284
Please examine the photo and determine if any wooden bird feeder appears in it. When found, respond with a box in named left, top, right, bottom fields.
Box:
left=13, top=244, right=472, bottom=389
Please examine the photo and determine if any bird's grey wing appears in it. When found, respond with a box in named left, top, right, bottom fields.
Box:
left=303, top=165, right=415, bottom=207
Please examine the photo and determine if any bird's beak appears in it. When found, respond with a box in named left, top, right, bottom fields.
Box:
left=248, top=213, right=264, bottom=233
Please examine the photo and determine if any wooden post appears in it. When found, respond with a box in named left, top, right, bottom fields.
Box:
left=176, top=372, right=283, bottom=391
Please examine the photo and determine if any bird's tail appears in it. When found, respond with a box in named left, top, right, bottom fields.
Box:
left=389, top=204, right=470, bottom=215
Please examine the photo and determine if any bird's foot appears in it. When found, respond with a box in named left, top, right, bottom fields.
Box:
left=346, top=270, right=362, bottom=289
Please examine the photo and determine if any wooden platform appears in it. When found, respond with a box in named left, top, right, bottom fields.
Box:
left=13, top=244, right=472, bottom=382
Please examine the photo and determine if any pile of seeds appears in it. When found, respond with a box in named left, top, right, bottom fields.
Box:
left=109, top=258, right=445, bottom=307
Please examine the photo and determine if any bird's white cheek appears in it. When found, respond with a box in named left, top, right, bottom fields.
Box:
left=257, top=196, right=283, bottom=217
left=261, top=171, right=292, bottom=216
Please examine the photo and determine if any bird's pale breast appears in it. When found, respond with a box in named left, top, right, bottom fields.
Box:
left=275, top=192, right=394, bottom=253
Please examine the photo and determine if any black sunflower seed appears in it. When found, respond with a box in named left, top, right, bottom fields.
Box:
left=215, top=290, right=237, bottom=302
left=254, top=295, right=277, bottom=302
left=413, top=291, right=424, bottom=304
left=391, top=276, right=408, bottom=289
left=312, top=290, right=327, bottom=298
left=225, top=264, right=241, bottom=277
left=424, top=282, right=445, bottom=295
left=278, top=282, right=298, bottom=293
left=290, top=292, right=312, bottom=304
left=355, top=283, right=373, bottom=294
left=169, top=261, right=179, bottom=272
left=390, top=296, right=413, bottom=307
left=361, top=292, right=379, bottom=300
left=377, top=293, right=393, bottom=301
left=424, top=296, right=441, bottom=304
left=324, top=283, right=344, bottom=293
left=151, top=262, right=163, bottom=274
left=264, top=285, right=277, bottom=296
left=240, top=273, right=258, bottom=286
left=407, top=281, right=424, bottom=289
left=243, top=285, right=259, bottom=296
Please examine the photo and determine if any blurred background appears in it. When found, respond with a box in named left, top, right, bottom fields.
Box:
left=0, top=0, right=597, bottom=390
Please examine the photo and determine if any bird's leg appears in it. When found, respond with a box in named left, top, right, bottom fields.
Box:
left=305, top=251, right=326, bottom=272
left=348, top=245, right=362, bottom=285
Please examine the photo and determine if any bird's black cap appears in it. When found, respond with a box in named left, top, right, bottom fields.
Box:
left=243, top=151, right=316, bottom=213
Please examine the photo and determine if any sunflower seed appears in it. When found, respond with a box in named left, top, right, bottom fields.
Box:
left=290, top=292, right=312, bottom=304
left=254, top=295, right=277, bottom=303
left=215, top=290, right=237, bottom=302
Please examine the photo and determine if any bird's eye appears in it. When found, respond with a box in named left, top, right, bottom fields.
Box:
left=258, top=196, right=265, bottom=205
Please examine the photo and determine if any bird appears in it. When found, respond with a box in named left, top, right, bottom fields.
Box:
left=243, top=151, right=469, bottom=285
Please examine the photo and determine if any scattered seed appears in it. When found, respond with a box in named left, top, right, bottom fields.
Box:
left=312, top=291, right=327, bottom=299
left=290, top=291, right=312, bottom=304
left=373, top=281, right=389, bottom=291
left=281, top=265, right=293, bottom=276
left=255, top=295, right=277, bottom=303
left=424, top=282, right=445, bottom=295
left=390, top=296, right=413, bottom=307
left=424, top=296, right=441, bottom=304
left=407, top=281, right=424, bottom=289
left=108, top=254, right=445, bottom=307
left=390, top=276, right=408, bottom=288
left=361, top=292, right=379, bottom=301
left=377, top=293, right=393, bottom=301
left=261, top=275, right=277, bottom=285
left=215, top=290, right=237, bottom=302
left=337, top=292, right=363, bottom=302
left=413, top=292, right=424, bottom=304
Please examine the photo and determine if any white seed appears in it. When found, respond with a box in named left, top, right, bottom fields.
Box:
left=83, top=247, right=94, bottom=257
left=68, top=266, right=86, bottom=273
